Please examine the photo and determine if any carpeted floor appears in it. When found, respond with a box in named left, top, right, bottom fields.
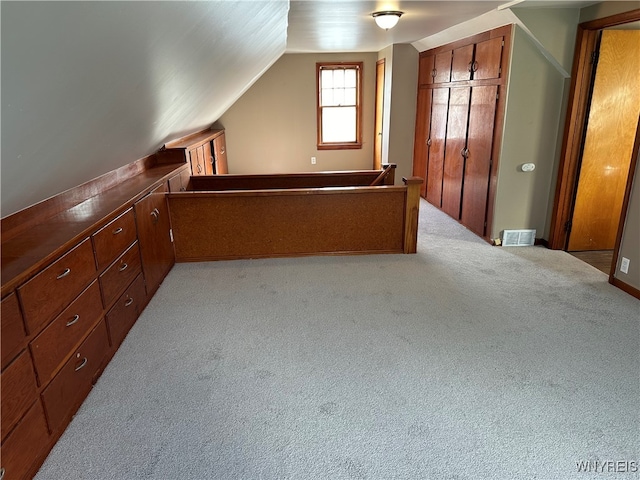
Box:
left=35, top=200, right=639, bottom=480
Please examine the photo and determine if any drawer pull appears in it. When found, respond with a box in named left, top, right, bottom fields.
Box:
left=1, top=467, right=5, bottom=480
left=119, top=263, right=128, bottom=272
left=57, top=268, right=71, bottom=279
left=75, top=357, right=88, bottom=371
left=66, top=314, right=80, bottom=327
left=124, top=297, right=134, bottom=307
left=112, top=227, right=124, bottom=235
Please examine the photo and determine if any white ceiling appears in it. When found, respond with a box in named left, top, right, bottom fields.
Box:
left=286, top=0, right=598, bottom=52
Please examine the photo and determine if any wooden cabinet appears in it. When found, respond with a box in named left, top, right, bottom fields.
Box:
left=168, top=166, right=191, bottom=192
left=413, top=26, right=511, bottom=240
left=135, top=184, right=175, bottom=296
left=212, top=132, right=228, bottom=174
left=163, top=128, right=228, bottom=176
left=1, top=158, right=183, bottom=479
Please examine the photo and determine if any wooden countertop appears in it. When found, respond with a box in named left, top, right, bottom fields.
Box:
left=1, top=162, right=187, bottom=296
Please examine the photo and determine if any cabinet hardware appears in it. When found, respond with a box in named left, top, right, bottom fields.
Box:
left=119, top=263, right=128, bottom=272
left=112, top=227, right=123, bottom=235
left=427, top=138, right=432, bottom=146
left=74, top=357, right=88, bottom=371
left=467, top=61, right=473, bottom=73
left=461, top=148, right=469, bottom=158
left=431, top=68, right=437, bottom=78
left=150, top=210, right=159, bottom=224
left=0, top=467, right=5, bottom=480
left=221, top=148, right=225, bottom=154
left=124, top=297, right=134, bottom=307
left=66, top=314, right=80, bottom=327
left=153, top=208, right=160, bottom=216
left=471, top=61, right=479, bottom=72
left=57, top=268, right=71, bottom=279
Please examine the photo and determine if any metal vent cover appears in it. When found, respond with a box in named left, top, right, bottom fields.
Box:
left=502, top=229, right=536, bottom=247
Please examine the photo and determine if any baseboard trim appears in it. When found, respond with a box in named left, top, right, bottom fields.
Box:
left=610, top=277, right=640, bottom=300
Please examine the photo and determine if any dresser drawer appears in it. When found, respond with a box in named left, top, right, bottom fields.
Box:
left=1, top=293, right=26, bottom=371
left=41, top=320, right=109, bottom=433
left=18, top=239, right=97, bottom=335
left=106, top=274, right=146, bottom=348
left=92, top=208, right=137, bottom=270
left=1, top=351, right=37, bottom=442
left=0, top=400, right=50, bottom=480
left=30, top=281, right=103, bottom=386
left=99, top=242, right=141, bottom=307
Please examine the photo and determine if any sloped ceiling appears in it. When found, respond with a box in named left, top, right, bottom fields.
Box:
left=1, top=1, right=288, bottom=217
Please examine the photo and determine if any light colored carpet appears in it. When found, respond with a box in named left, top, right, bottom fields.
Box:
left=35, top=200, right=639, bottom=480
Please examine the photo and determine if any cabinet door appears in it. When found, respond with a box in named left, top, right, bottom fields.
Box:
left=473, top=37, right=503, bottom=80
left=441, top=87, right=471, bottom=219
left=412, top=88, right=432, bottom=198
left=426, top=88, right=449, bottom=207
left=213, top=133, right=228, bottom=174
left=203, top=141, right=214, bottom=175
left=451, top=44, right=474, bottom=82
left=461, top=86, right=498, bottom=236
left=189, top=147, right=205, bottom=175
left=134, top=185, right=175, bottom=296
left=418, top=54, right=435, bottom=85
left=168, top=167, right=191, bottom=192
left=433, top=51, right=452, bottom=83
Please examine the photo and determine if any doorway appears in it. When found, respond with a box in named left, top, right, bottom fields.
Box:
left=549, top=9, right=640, bottom=280
left=373, top=59, right=385, bottom=170
left=566, top=29, right=640, bottom=272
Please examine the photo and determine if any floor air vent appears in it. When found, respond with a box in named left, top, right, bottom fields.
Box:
left=502, top=229, right=536, bottom=247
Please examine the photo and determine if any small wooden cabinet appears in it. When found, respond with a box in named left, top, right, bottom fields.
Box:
left=135, top=183, right=175, bottom=296
left=163, top=128, right=228, bottom=176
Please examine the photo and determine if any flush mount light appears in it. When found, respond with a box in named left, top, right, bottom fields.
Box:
left=372, top=11, right=403, bottom=30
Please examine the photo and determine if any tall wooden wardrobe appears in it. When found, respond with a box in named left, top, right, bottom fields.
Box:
left=413, top=26, right=512, bottom=240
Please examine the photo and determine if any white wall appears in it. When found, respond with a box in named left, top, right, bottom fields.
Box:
left=1, top=1, right=288, bottom=217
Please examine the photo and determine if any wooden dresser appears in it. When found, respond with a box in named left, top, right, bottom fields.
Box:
left=0, top=156, right=189, bottom=480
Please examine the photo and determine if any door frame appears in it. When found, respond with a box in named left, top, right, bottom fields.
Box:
left=374, top=59, right=385, bottom=170
left=548, top=8, right=640, bottom=253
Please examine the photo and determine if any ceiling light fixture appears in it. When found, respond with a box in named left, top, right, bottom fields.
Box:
left=372, top=11, right=403, bottom=30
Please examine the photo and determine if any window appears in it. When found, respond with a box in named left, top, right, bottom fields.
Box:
left=316, top=62, right=363, bottom=150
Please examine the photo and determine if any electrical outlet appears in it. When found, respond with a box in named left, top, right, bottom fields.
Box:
left=311, top=156, right=316, bottom=165
left=620, top=257, right=630, bottom=274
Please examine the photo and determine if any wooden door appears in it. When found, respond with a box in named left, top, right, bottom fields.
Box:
left=461, top=85, right=498, bottom=236
left=433, top=51, right=452, bottom=83
left=419, top=54, right=435, bottom=85
left=134, top=184, right=175, bottom=295
left=412, top=88, right=432, bottom=198
left=213, top=133, right=228, bottom=174
left=568, top=30, right=640, bottom=251
left=473, top=37, right=503, bottom=80
left=426, top=88, right=449, bottom=207
left=374, top=59, right=385, bottom=170
left=441, top=87, right=471, bottom=219
left=451, top=44, right=474, bottom=82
